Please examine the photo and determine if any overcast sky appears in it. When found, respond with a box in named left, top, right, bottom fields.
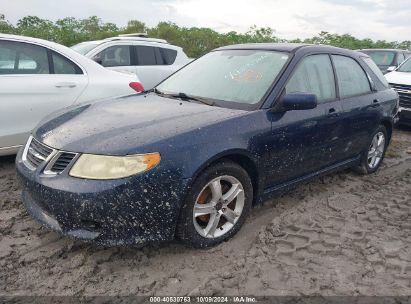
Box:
left=1, top=0, right=410, bottom=41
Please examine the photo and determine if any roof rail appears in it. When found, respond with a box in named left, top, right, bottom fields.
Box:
left=103, top=35, right=169, bottom=44
left=118, top=33, right=148, bottom=38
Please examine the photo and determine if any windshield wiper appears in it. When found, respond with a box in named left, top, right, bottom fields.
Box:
left=153, top=88, right=164, bottom=95
left=154, top=90, right=214, bottom=106
left=174, top=92, right=215, bottom=106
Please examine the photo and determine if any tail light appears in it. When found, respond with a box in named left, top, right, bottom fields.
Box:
left=129, top=82, right=144, bottom=92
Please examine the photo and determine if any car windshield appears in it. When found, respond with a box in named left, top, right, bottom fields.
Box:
left=71, top=42, right=100, bottom=55
left=362, top=51, right=396, bottom=66
left=156, top=49, right=290, bottom=105
left=397, top=58, right=411, bottom=72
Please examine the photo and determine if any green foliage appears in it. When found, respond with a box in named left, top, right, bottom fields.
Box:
left=0, top=14, right=409, bottom=58
left=17, top=16, right=57, bottom=40
left=124, top=20, right=147, bottom=34
left=0, top=14, right=16, bottom=34
left=295, top=31, right=398, bottom=50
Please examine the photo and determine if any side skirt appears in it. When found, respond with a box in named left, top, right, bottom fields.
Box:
left=258, top=155, right=361, bottom=203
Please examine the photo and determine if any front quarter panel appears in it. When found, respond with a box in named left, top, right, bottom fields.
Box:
left=378, top=88, right=399, bottom=127
left=15, top=146, right=191, bottom=244
left=152, top=110, right=273, bottom=195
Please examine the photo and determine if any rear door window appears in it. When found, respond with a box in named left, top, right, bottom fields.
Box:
left=134, top=46, right=157, bottom=65
left=286, top=54, right=336, bottom=103
left=133, top=46, right=178, bottom=65
left=0, top=40, right=49, bottom=74
left=332, top=55, right=371, bottom=98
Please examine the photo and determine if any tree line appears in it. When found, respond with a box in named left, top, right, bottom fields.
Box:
left=1, top=14, right=410, bottom=58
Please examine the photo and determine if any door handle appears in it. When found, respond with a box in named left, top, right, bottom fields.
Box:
left=370, top=99, right=380, bottom=108
left=327, top=108, right=340, bottom=117
left=55, top=82, right=76, bottom=88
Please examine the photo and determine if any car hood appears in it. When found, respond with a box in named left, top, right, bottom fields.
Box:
left=33, top=93, right=245, bottom=155
left=385, top=71, right=411, bottom=85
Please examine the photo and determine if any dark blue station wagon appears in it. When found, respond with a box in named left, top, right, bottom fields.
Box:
left=16, top=44, right=399, bottom=247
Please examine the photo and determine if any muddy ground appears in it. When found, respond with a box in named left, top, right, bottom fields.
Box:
left=1, top=129, right=411, bottom=297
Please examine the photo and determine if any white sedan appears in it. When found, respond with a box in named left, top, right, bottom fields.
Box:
left=0, top=34, right=144, bottom=156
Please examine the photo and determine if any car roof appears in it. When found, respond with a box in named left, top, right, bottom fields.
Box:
left=0, top=33, right=87, bottom=57
left=73, top=37, right=186, bottom=53
left=0, top=33, right=55, bottom=45
left=215, top=43, right=359, bottom=56
left=103, top=36, right=169, bottom=44
left=77, top=36, right=169, bottom=46
left=215, top=43, right=308, bottom=52
left=359, top=48, right=411, bottom=53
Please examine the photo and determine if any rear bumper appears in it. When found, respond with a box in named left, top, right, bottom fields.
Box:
left=16, top=148, right=191, bottom=246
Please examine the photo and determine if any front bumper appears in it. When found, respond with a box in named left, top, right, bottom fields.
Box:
left=16, top=148, right=191, bottom=246
left=398, top=107, right=411, bottom=126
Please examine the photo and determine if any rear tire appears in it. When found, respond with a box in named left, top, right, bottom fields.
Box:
left=176, top=160, right=253, bottom=248
left=353, top=125, right=388, bottom=175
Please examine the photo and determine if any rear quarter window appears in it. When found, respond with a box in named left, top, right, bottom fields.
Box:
left=361, top=57, right=389, bottom=88
left=160, top=48, right=178, bottom=65
left=51, top=52, right=83, bottom=74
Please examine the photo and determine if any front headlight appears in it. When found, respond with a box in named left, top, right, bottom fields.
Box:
left=69, top=153, right=161, bottom=180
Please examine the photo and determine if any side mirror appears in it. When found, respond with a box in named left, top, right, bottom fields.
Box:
left=282, top=92, right=318, bottom=111
left=386, top=66, right=396, bottom=72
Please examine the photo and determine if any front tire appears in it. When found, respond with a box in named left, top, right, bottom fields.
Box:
left=354, top=125, right=388, bottom=174
left=176, top=160, right=253, bottom=248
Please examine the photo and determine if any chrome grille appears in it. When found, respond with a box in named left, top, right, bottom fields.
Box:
left=24, top=137, right=53, bottom=168
left=49, top=152, right=77, bottom=173
left=390, top=83, right=411, bottom=108
left=23, top=136, right=77, bottom=175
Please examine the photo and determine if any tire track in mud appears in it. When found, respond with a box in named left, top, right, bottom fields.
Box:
left=0, top=131, right=411, bottom=296
left=195, top=159, right=411, bottom=296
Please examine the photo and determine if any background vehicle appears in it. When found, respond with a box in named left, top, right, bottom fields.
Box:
left=16, top=44, right=397, bottom=248
left=0, top=34, right=143, bottom=156
left=385, top=57, right=411, bottom=126
left=359, top=49, right=411, bottom=74
left=71, top=34, right=191, bottom=90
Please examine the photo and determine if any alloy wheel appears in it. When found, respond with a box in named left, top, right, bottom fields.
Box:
left=367, top=131, right=385, bottom=169
left=193, top=175, right=245, bottom=239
